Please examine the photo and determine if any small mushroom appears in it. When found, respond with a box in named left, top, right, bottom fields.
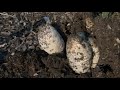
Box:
left=37, top=17, right=65, bottom=54
left=66, top=31, right=100, bottom=74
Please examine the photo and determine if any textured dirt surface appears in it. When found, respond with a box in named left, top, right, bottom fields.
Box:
left=0, top=12, right=120, bottom=78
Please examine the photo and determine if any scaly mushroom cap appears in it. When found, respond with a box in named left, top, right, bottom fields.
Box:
left=37, top=19, right=65, bottom=54
left=66, top=34, right=92, bottom=74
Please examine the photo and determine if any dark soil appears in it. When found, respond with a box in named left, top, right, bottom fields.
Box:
left=0, top=12, right=120, bottom=78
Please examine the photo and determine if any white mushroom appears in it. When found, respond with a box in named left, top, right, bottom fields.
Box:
left=37, top=17, right=65, bottom=54
left=66, top=33, right=92, bottom=74
left=66, top=31, right=100, bottom=74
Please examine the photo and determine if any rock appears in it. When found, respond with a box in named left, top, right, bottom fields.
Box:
left=0, top=43, right=6, bottom=48
left=115, top=38, right=120, bottom=44
left=85, top=18, right=94, bottom=29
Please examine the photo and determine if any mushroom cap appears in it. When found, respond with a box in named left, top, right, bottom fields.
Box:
left=38, top=24, right=65, bottom=54
left=66, top=33, right=92, bottom=74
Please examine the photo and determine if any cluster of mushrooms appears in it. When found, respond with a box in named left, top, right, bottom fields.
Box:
left=37, top=17, right=100, bottom=74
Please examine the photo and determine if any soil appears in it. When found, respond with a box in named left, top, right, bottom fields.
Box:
left=0, top=12, right=120, bottom=78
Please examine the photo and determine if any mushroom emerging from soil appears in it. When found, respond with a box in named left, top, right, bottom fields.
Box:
left=37, top=17, right=65, bottom=54
left=66, top=31, right=100, bottom=74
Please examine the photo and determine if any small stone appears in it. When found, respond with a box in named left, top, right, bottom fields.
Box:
left=0, top=43, right=6, bottom=48
left=28, top=45, right=35, bottom=49
left=11, top=52, right=15, bottom=56
left=115, top=38, right=120, bottom=44
left=33, top=40, right=39, bottom=45
left=26, top=40, right=33, bottom=45
left=22, top=45, right=27, bottom=51
left=107, top=24, right=112, bottom=30
left=67, top=23, right=71, bottom=26
left=114, top=43, right=117, bottom=46
left=33, top=73, right=38, bottom=76
left=85, top=18, right=94, bottom=29
left=66, top=31, right=100, bottom=74
left=23, top=22, right=26, bottom=26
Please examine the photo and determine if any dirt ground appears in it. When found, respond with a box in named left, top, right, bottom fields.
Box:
left=0, top=12, right=120, bottom=78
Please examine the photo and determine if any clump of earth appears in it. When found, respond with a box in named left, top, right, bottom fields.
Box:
left=0, top=12, right=120, bottom=78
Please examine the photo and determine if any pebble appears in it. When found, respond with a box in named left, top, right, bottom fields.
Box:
left=107, top=24, right=112, bottom=30
left=33, top=73, right=38, bottom=76
left=11, top=52, right=15, bottom=56
left=85, top=18, right=94, bottom=29
left=0, top=43, right=6, bottom=48
left=115, top=38, right=120, bottom=44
